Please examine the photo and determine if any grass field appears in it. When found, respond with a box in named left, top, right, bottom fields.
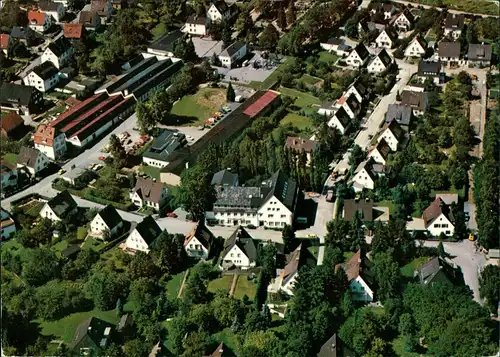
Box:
left=37, top=309, right=120, bottom=343
left=318, top=51, right=339, bottom=64
left=81, top=236, right=105, bottom=251
left=140, top=164, right=161, bottom=180
left=308, top=246, right=320, bottom=260
left=400, top=256, right=430, bottom=278
left=208, top=275, right=233, bottom=294
left=171, top=87, right=227, bottom=126
left=2, top=153, right=17, bottom=165
left=150, top=22, right=167, bottom=40
left=212, top=328, right=241, bottom=351
left=280, top=113, right=314, bottom=132
left=411, top=0, right=497, bottom=15
left=299, top=74, right=322, bottom=86
left=166, top=270, right=187, bottom=298
left=233, top=276, right=257, bottom=300
left=343, top=251, right=355, bottom=262
left=277, top=87, right=321, bottom=109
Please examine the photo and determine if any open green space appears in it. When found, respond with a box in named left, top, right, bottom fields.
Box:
left=307, top=246, right=320, bottom=260
left=318, top=51, right=339, bottom=64
left=81, top=236, right=105, bottom=252
left=343, top=251, right=354, bottom=262
left=277, top=86, right=321, bottom=109
left=2, top=153, right=17, bottom=165
left=401, top=256, right=430, bottom=278
left=299, top=74, right=322, bottom=86
left=280, top=113, right=314, bottom=132
left=411, top=0, right=497, bottom=15
left=171, top=87, right=227, bottom=126
left=150, top=22, right=167, bottom=40
left=166, top=270, right=187, bottom=298
left=249, top=56, right=293, bottom=90
left=140, top=164, right=161, bottom=180
left=37, top=309, right=120, bottom=344
left=208, top=275, right=233, bottom=294
left=233, top=276, right=257, bottom=300
left=212, top=328, right=240, bottom=351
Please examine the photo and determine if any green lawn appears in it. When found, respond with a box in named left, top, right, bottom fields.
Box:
left=208, top=275, right=233, bottom=294
left=24, top=201, right=44, bottom=217
left=280, top=113, right=314, bottom=132
left=249, top=57, right=293, bottom=89
left=374, top=200, right=397, bottom=215
left=392, top=336, right=422, bottom=357
left=233, top=276, right=257, bottom=300
left=36, top=309, right=120, bottom=343
left=140, top=164, right=161, bottom=180
left=343, top=251, right=354, bottom=262
left=308, top=246, right=320, bottom=260
left=166, top=270, right=187, bottom=298
left=150, top=22, right=167, bottom=40
left=2, top=153, right=17, bottom=165
left=401, top=257, right=430, bottom=278
left=171, top=87, right=227, bottom=126
left=81, top=236, right=105, bottom=251
left=318, top=51, right=339, bottom=64
left=51, top=240, right=69, bottom=256
left=277, top=86, right=321, bottom=109
left=299, top=74, right=322, bottom=86
left=212, top=328, right=241, bottom=351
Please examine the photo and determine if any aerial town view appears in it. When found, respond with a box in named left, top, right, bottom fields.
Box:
left=0, top=0, right=499, bottom=355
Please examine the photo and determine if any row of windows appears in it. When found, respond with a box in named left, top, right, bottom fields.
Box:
left=267, top=207, right=280, bottom=211
left=433, top=223, right=449, bottom=228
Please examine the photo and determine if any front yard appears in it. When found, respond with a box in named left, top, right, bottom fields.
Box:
left=232, top=275, right=257, bottom=300
left=170, top=87, right=227, bottom=127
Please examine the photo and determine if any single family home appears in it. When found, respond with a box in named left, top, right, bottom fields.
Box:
left=377, top=119, right=404, bottom=151
left=183, top=15, right=209, bottom=36
left=33, top=124, right=67, bottom=160
left=344, top=79, right=369, bottom=103
left=0, top=83, right=43, bottom=115
left=27, top=11, right=52, bottom=33
left=345, top=43, right=370, bottom=68
left=467, top=44, right=492, bottom=67
left=221, top=226, right=257, bottom=270
left=417, top=256, right=458, bottom=286
left=207, top=1, right=232, bottom=22
left=39, top=190, right=78, bottom=222
left=417, top=60, right=442, bottom=84
left=375, top=29, right=395, bottom=48
left=124, top=215, right=162, bottom=253
left=78, top=11, right=101, bottom=30
left=401, top=90, right=428, bottom=116
left=392, top=10, right=414, bottom=31
left=385, top=103, right=412, bottom=127
left=16, top=146, right=50, bottom=176
left=9, top=27, right=36, bottom=47
left=0, top=161, right=18, bottom=191
left=350, top=158, right=385, bottom=192
left=327, top=106, right=352, bottom=134
left=89, top=204, right=124, bottom=238
left=69, top=318, right=114, bottom=355
left=41, top=37, right=73, bottom=69
left=443, top=13, right=464, bottom=40
left=39, top=0, right=66, bottom=23
left=1, top=112, right=24, bottom=138
left=437, top=41, right=461, bottom=66
left=90, top=0, right=112, bottom=24
left=211, top=169, right=239, bottom=187
left=23, top=61, right=60, bottom=92
left=183, top=222, right=214, bottom=259
left=336, top=249, right=374, bottom=302
left=404, top=37, right=426, bottom=58
left=64, top=23, right=85, bottom=39
left=367, top=48, right=393, bottom=74
left=285, top=136, right=318, bottom=166
left=318, top=334, right=356, bottom=357
left=129, top=177, right=169, bottom=210
left=368, top=138, right=391, bottom=165
left=218, top=41, right=247, bottom=68
left=423, top=197, right=455, bottom=236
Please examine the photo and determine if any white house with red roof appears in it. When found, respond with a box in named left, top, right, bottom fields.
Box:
left=28, top=11, right=52, bottom=33
left=129, top=177, right=169, bottom=210
left=33, top=124, right=67, bottom=159
left=336, top=249, right=374, bottom=302
left=423, top=197, right=455, bottom=236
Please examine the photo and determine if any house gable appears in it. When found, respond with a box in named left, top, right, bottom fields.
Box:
left=40, top=202, right=60, bottom=221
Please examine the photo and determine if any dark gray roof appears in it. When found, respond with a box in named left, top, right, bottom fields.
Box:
left=418, top=60, right=441, bottom=76
left=117, top=314, right=133, bottom=332
left=343, top=199, right=373, bottom=222
left=47, top=190, right=77, bottom=218
left=261, top=170, right=297, bottom=211
left=385, top=103, right=412, bottom=126
left=350, top=79, right=368, bottom=99
left=334, top=107, right=351, bottom=127
left=186, top=222, right=214, bottom=249
left=186, top=15, right=207, bottom=25
left=97, top=205, right=122, bottom=230
left=376, top=49, right=392, bottom=67
left=438, top=41, right=460, bottom=58
left=0, top=83, right=38, bottom=106
left=467, top=44, right=492, bottom=61
left=401, top=90, right=428, bottom=112
left=353, top=159, right=377, bottom=182
left=353, top=43, right=370, bottom=60
left=32, top=61, right=59, bottom=80
left=444, top=13, right=464, bottom=29
left=417, top=257, right=453, bottom=285
left=211, top=169, right=238, bottom=187
left=211, top=1, right=229, bottom=13
left=222, top=226, right=257, bottom=262
left=134, top=215, right=162, bottom=245
left=318, top=333, right=357, bottom=357
left=10, top=27, right=33, bottom=39
left=47, top=37, right=73, bottom=57
left=148, top=30, right=185, bottom=53
left=220, top=41, right=246, bottom=57
left=61, top=244, right=81, bottom=258
left=39, top=0, right=61, bottom=11
left=17, top=147, right=40, bottom=169
left=372, top=138, right=391, bottom=161
left=143, top=129, right=186, bottom=162
left=214, top=186, right=262, bottom=213
left=323, top=37, right=343, bottom=45
left=69, top=317, right=113, bottom=351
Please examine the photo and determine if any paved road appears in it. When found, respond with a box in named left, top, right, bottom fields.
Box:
left=388, top=0, right=498, bottom=17
left=421, top=239, right=486, bottom=304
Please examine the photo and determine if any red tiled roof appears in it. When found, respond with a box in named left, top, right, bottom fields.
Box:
left=28, top=11, right=47, bottom=25
left=423, top=197, right=444, bottom=227
left=50, top=93, right=106, bottom=128
left=243, top=91, right=279, bottom=118
left=65, top=97, right=81, bottom=107
left=1, top=112, right=24, bottom=133
left=34, top=124, right=57, bottom=146
left=0, top=34, right=10, bottom=49
left=64, top=24, right=84, bottom=39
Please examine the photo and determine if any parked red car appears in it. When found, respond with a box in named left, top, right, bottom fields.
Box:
left=99, top=156, right=106, bottom=161
left=167, top=212, right=177, bottom=218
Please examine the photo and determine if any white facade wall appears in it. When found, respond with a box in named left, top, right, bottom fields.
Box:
left=350, top=276, right=374, bottom=302
left=344, top=86, right=364, bottom=104
left=258, top=196, right=293, bottom=228
left=29, top=15, right=51, bottom=33
left=320, top=43, right=338, bottom=52
left=281, top=272, right=298, bottom=296
left=367, top=57, right=387, bottom=73
left=219, top=44, right=247, bottom=67
left=90, top=213, right=123, bottom=237
left=394, top=14, right=411, bottom=30
left=346, top=51, right=364, bottom=67
left=214, top=211, right=259, bottom=227
left=23, top=70, right=59, bottom=92
left=427, top=213, right=455, bottom=236
left=39, top=204, right=61, bottom=222
left=368, top=149, right=387, bottom=165
left=35, top=133, right=67, bottom=160
left=405, top=40, right=425, bottom=57
left=222, top=245, right=252, bottom=269
left=207, top=4, right=227, bottom=22
left=17, top=151, right=50, bottom=176
left=352, top=168, right=375, bottom=191
left=327, top=115, right=348, bottom=134
left=41, top=47, right=73, bottom=69
left=143, top=156, right=169, bottom=168
left=444, top=28, right=461, bottom=40
left=184, top=23, right=207, bottom=36
left=125, top=229, right=151, bottom=253
left=378, top=129, right=399, bottom=151
left=376, top=31, right=393, bottom=48
left=185, top=236, right=209, bottom=259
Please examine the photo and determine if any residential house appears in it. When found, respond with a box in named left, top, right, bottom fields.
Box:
left=338, top=93, right=361, bottom=119
left=142, top=129, right=187, bottom=168
left=39, top=0, right=65, bottom=23
left=9, top=27, right=35, bottom=47
left=221, top=226, right=257, bottom=270
left=0, top=161, right=18, bottom=191
left=285, top=136, right=318, bottom=166
left=336, top=249, right=374, bottom=302
left=203, top=343, right=234, bottom=357
left=404, top=37, right=426, bottom=58
left=89, top=204, right=124, bottom=238
left=78, top=11, right=101, bottom=30
left=344, top=80, right=369, bottom=103
left=64, top=23, right=85, bottom=39
left=444, top=13, right=464, bottom=40
left=437, top=41, right=461, bottom=66
left=467, top=44, right=492, bottom=67
left=318, top=333, right=356, bottom=357
left=375, top=29, right=395, bottom=48
left=183, top=222, right=214, bottom=259
left=33, top=124, right=67, bottom=159
left=342, top=199, right=389, bottom=224
left=207, top=1, right=232, bottom=22
left=392, top=10, right=414, bottom=31
left=41, top=36, right=73, bottom=69
left=268, top=243, right=316, bottom=296
left=129, top=177, right=169, bottom=210
left=370, top=3, right=397, bottom=20
left=385, top=103, right=412, bottom=127
left=367, top=48, right=393, bottom=73
left=147, top=30, right=185, bottom=57
left=211, top=169, right=239, bottom=187
left=417, top=256, right=457, bottom=285
left=350, top=158, right=385, bottom=192
left=377, top=120, right=404, bottom=151
left=91, top=0, right=112, bottom=24
left=183, top=15, right=209, bottom=36
left=27, top=11, right=52, bottom=33
left=320, top=37, right=350, bottom=56
left=69, top=317, right=114, bottom=355
left=401, top=90, right=428, bottom=116
left=0, top=83, right=43, bottom=115
left=423, top=197, right=455, bottom=236
left=417, top=60, right=442, bottom=84
left=16, top=146, right=50, bottom=176
left=39, top=190, right=77, bottom=222
left=368, top=138, right=391, bottom=165
left=218, top=41, right=247, bottom=68
left=124, top=215, right=162, bottom=253
left=327, top=106, right=352, bottom=134
left=23, top=61, right=60, bottom=92
left=1, top=112, right=24, bottom=138
left=1, top=209, right=17, bottom=240
left=345, top=43, right=370, bottom=67
left=0, top=34, right=12, bottom=56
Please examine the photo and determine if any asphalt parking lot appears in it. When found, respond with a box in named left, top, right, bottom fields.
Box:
left=219, top=51, right=281, bottom=84
left=192, top=37, right=223, bottom=58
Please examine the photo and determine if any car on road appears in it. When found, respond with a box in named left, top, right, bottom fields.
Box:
left=58, top=168, right=66, bottom=175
